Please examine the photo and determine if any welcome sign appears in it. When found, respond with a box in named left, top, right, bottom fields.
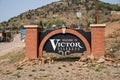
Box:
left=40, top=30, right=91, bottom=55
left=25, top=24, right=105, bottom=59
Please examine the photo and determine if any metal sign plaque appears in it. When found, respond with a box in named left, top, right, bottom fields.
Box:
left=40, top=29, right=91, bottom=55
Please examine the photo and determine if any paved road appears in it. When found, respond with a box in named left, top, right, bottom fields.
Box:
left=0, top=34, right=25, bottom=56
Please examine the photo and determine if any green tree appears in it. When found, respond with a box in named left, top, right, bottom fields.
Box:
left=70, top=24, right=78, bottom=28
left=45, top=19, right=66, bottom=27
left=0, top=27, right=2, bottom=30
left=12, top=26, right=18, bottom=30
left=38, top=21, right=44, bottom=31
left=98, top=1, right=120, bottom=11
left=19, top=25, right=24, bottom=29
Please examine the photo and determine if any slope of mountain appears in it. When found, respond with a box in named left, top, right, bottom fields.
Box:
left=0, top=0, right=120, bottom=30
left=117, top=3, right=120, bottom=6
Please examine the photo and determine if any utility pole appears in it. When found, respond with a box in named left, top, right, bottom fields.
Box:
left=76, top=11, right=81, bottom=29
left=95, top=0, right=99, bottom=24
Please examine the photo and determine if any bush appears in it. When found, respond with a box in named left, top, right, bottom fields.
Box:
left=99, top=1, right=120, bottom=11
left=45, top=19, right=66, bottom=27
left=70, top=24, right=78, bottom=28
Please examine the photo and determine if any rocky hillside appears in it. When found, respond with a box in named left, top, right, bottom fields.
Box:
left=0, top=0, right=120, bottom=30
left=117, top=3, right=120, bottom=6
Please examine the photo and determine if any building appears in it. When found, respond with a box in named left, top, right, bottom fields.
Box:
left=0, top=29, right=13, bottom=42
left=0, top=30, right=3, bottom=42
left=21, top=29, right=26, bottom=42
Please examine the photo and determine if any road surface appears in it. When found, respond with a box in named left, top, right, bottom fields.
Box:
left=0, top=34, right=25, bottom=56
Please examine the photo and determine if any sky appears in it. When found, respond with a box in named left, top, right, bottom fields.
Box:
left=0, top=0, right=120, bottom=23
left=100, top=0, right=120, bottom=4
left=0, top=0, right=59, bottom=23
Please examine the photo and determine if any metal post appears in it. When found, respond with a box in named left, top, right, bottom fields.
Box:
left=79, top=16, right=80, bottom=28
left=76, top=11, right=81, bottom=29
left=95, top=0, right=99, bottom=24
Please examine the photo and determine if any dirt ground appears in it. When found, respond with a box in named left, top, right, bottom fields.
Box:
left=0, top=48, right=120, bottom=80
left=0, top=59, right=120, bottom=80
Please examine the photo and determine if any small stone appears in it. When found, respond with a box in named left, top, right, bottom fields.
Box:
left=117, top=63, right=120, bottom=67
left=88, top=54, right=95, bottom=60
left=110, top=48, right=113, bottom=52
left=75, top=61, right=78, bottom=63
left=105, top=61, right=113, bottom=66
left=105, top=57, right=115, bottom=62
left=51, top=60, right=54, bottom=64
left=22, top=57, right=29, bottom=62
left=83, top=64, right=88, bottom=67
left=80, top=56, right=88, bottom=62
left=97, top=57, right=105, bottom=63
left=46, top=57, right=51, bottom=60
left=113, top=63, right=118, bottom=67
left=47, top=59, right=52, bottom=64
left=38, top=60, right=42, bottom=65
left=79, top=62, right=85, bottom=66
left=41, top=58, right=45, bottom=64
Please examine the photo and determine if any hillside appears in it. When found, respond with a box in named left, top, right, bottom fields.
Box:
left=105, top=20, right=120, bottom=58
left=117, top=3, right=120, bottom=6
left=0, top=0, right=120, bottom=30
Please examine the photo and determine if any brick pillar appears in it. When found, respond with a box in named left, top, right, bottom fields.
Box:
left=90, top=24, right=106, bottom=57
left=24, top=25, right=39, bottom=59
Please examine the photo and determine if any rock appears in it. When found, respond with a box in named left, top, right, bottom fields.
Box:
left=79, top=56, right=88, bottom=62
left=105, top=61, right=113, bottom=66
left=51, top=60, right=54, bottom=64
left=88, top=54, right=95, bottom=60
left=83, top=64, right=88, bottom=67
left=80, top=62, right=85, bottom=66
left=97, top=57, right=105, bottom=63
left=113, top=63, right=118, bottom=67
left=38, top=60, right=42, bottom=65
left=46, top=58, right=52, bottom=64
left=75, top=61, right=78, bottom=63
left=15, top=57, right=55, bottom=67
left=41, top=58, right=45, bottom=64
left=117, top=63, right=120, bottom=67
left=110, top=48, right=113, bottom=52
left=105, top=57, right=115, bottom=62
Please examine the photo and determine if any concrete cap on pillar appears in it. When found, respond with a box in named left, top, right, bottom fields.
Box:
left=24, top=25, right=39, bottom=28
left=90, top=24, right=106, bottom=28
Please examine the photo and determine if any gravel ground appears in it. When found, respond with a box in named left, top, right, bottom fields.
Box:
left=0, top=34, right=25, bottom=56
left=0, top=61, right=120, bottom=80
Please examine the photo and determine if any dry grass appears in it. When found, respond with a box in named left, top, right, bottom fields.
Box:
left=0, top=49, right=25, bottom=64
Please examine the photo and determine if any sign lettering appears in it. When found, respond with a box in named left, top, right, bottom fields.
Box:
left=49, top=39, right=83, bottom=51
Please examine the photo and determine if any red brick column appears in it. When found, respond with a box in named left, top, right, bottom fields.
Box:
left=90, top=24, right=106, bottom=57
left=24, top=25, right=39, bottom=59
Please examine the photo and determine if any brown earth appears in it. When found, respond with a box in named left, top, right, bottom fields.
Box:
left=105, top=21, right=120, bottom=37
left=105, top=20, right=120, bottom=58
left=0, top=60, right=120, bottom=80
